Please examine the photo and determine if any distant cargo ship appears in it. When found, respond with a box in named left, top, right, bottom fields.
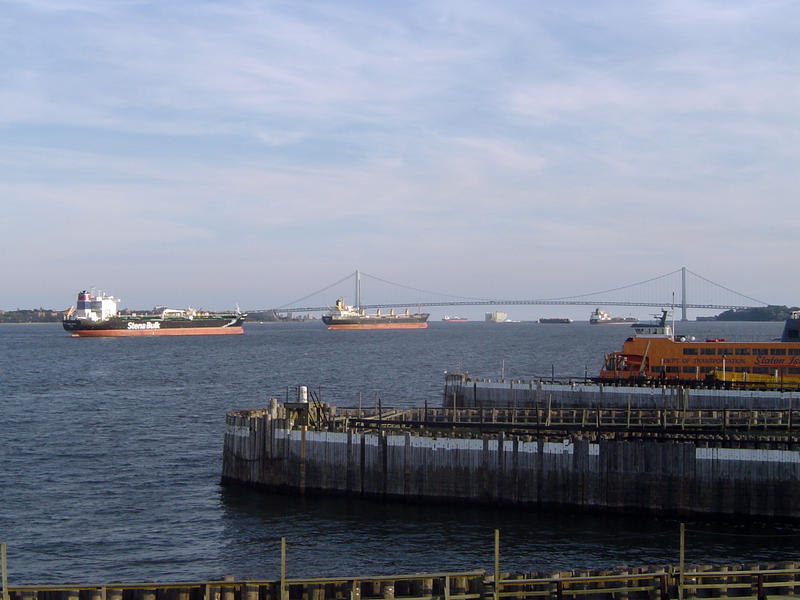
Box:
left=322, top=298, right=429, bottom=330
left=589, top=308, right=637, bottom=325
left=62, top=290, right=245, bottom=337
left=538, top=317, right=572, bottom=324
left=442, top=315, right=468, bottom=322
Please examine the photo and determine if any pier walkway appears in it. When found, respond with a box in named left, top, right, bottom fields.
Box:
left=6, top=560, right=800, bottom=600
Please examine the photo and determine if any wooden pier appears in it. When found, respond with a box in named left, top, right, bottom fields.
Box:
left=6, top=561, right=800, bottom=600
left=222, top=398, right=800, bottom=518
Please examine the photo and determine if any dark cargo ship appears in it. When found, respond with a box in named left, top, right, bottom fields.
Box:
left=322, top=298, right=428, bottom=330
left=62, top=290, right=245, bottom=337
left=538, top=317, right=572, bottom=324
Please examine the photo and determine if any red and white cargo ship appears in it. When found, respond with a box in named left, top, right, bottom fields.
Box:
left=62, top=290, right=245, bottom=337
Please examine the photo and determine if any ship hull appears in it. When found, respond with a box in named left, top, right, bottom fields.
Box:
left=322, top=315, right=429, bottom=330
left=63, top=316, right=245, bottom=337
left=590, top=318, right=637, bottom=325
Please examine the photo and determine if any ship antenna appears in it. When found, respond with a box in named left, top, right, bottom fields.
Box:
left=671, top=292, right=676, bottom=339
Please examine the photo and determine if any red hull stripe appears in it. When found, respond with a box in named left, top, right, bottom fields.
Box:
left=326, top=323, right=428, bottom=330
left=71, top=327, right=244, bottom=337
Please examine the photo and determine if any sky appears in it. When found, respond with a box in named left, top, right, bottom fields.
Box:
left=2, top=1, right=799, bottom=317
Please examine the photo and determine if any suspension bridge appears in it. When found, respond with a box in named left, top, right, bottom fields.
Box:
left=270, top=267, right=770, bottom=321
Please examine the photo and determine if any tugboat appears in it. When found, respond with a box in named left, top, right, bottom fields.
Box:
left=322, top=298, right=428, bottom=330
left=597, top=309, right=800, bottom=389
left=62, top=290, right=245, bottom=337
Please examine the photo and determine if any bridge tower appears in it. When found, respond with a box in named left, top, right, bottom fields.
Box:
left=355, top=270, right=361, bottom=309
left=682, top=266, right=687, bottom=322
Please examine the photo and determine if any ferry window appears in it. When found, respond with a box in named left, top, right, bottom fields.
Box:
left=682, top=348, right=698, bottom=355
left=700, top=348, right=716, bottom=355
left=700, top=367, right=715, bottom=374
left=665, top=366, right=680, bottom=373
left=789, top=348, right=800, bottom=356
left=789, top=368, right=800, bottom=375
left=734, top=367, right=750, bottom=373
left=651, top=366, right=664, bottom=373
left=753, top=367, right=770, bottom=374
left=771, top=348, right=787, bottom=356
left=735, top=348, right=751, bottom=356
left=681, top=366, right=698, bottom=373
left=753, top=348, right=769, bottom=356
left=717, top=349, right=730, bottom=355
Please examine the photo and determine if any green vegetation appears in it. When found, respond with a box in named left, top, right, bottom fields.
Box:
left=715, top=305, right=799, bottom=321
left=0, top=309, right=63, bottom=323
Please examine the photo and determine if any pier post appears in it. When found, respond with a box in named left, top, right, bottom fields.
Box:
left=222, top=575, right=235, bottom=600
left=243, top=583, right=259, bottom=600
left=494, top=529, right=500, bottom=600
left=678, top=523, right=685, bottom=600
left=281, top=537, right=287, bottom=600
left=381, top=582, right=395, bottom=600
left=422, top=578, right=433, bottom=600
left=1, top=542, right=7, bottom=600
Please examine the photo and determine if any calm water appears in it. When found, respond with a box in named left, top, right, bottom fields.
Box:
left=2, top=320, right=799, bottom=585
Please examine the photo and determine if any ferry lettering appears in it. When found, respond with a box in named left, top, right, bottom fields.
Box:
left=755, top=357, right=784, bottom=367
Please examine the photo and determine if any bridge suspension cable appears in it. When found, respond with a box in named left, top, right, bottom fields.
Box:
left=539, top=268, right=684, bottom=302
left=360, top=271, right=493, bottom=302
left=277, top=272, right=355, bottom=309
left=685, top=268, right=769, bottom=307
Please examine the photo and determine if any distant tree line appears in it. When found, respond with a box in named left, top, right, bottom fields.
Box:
left=0, top=309, right=63, bottom=323
left=714, top=305, right=799, bottom=321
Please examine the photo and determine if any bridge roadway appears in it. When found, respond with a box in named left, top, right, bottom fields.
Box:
left=274, top=299, right=759, bottom=314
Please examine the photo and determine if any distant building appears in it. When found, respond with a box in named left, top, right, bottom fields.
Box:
left=485, top=311, right=508, bottom=323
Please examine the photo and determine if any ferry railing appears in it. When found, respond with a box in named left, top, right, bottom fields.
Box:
left=334, top=406, right=800, bottom=441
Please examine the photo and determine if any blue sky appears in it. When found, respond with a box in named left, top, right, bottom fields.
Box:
left=2, top=1, right=799, bottom=317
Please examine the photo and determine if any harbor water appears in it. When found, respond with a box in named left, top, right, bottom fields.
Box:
left=2, top=320, right=799, bottom=585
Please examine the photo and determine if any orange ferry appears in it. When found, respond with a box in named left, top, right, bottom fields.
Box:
left=598, top=310, right=800, bottom=389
